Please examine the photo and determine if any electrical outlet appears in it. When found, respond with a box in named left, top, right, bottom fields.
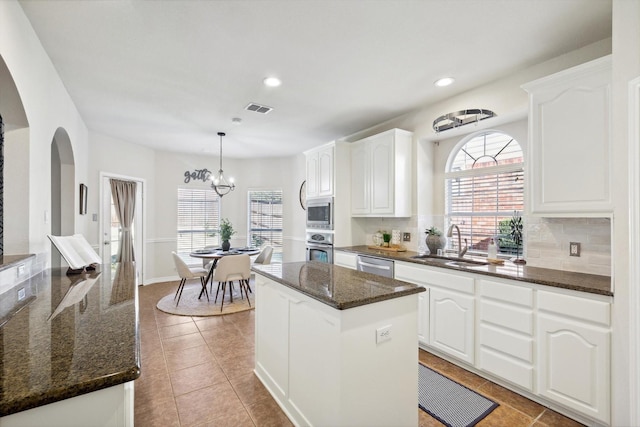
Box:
left=570, top=242, right=581, bottom=257
left=403, top=232, right=411, bottom=242
left=16, top=264, right=25, bottom=277
left=376, top=325, right=392, bottom=344
left=17, top=288, right=26, bottom=301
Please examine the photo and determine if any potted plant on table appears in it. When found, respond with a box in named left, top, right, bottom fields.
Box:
left=219, top=218, right=236, bottom=251
left=425, top=227, right=446, bottom=255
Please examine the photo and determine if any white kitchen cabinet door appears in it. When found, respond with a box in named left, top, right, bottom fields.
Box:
left=429, top=287, right=475, bottom=365
left=417, top=287, right=429, bottom=345
left=523, top=55, right=612, bottom=215
left=305, top=143, right=334, bottom=198
left=350, top=128, right=412, bottom=217
left=350, top=141, right=370, bottom=215
left=537, top=314, right=610, bottom=424
left=333, top=250, right=357, bottom=269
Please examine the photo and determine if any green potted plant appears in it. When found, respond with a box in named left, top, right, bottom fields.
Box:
left=382, top=231, right=392, bottom=247
left=219, top=218, right=236, bottom=251
left=425, top=226, right=446, bottom=255
left=508, top=211, right=525, bottom=264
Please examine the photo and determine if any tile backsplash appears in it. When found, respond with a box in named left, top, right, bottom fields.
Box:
left=525, top=217, right=611, bottom=276
left=357, top=215, right=612, bottom=277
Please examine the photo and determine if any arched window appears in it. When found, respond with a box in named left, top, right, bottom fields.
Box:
left=445, top=131, right=524, bottom=255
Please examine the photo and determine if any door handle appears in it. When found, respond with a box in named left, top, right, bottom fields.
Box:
left=104, top=241, right=110, bottom=246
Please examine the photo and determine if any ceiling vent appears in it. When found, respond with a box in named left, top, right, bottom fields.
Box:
left=245, top=103, right=273, bottom=114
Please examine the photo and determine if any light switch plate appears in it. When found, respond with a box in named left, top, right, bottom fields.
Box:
left=402, top=232, right=411, bottom=242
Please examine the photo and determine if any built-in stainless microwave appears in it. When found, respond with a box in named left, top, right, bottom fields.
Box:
left=306, top=197, right=333, bottom=230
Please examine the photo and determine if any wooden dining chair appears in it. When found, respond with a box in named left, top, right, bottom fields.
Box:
left=212, top=254, right=251, bottom=312
left=172, top=252, right=209, bottom=306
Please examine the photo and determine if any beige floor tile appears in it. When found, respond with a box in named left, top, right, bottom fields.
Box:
left=135, top=395, right=180, bottom=427
left=160, top=321, right=200, bottom=339
left=245, top=396, right=294, bottom=427
left=478, top=381, right=546, bottom=419
left=536, top=409, right=586, bottom=426
left=230, top=372, right=272, bottom=405
left=169, top=361, right=229, bottom=396
left=175, top=382, right=246, bottom=427
left=162, top=331, right=207, bottom=352
left=165, top=344, right=216, bottom=372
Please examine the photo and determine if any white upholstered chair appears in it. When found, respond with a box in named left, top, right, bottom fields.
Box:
left=212, top=254, right=251, bottom=312
left=172, top=252, right=209, bottom=306
left=253, top=245, right=273, bottom=265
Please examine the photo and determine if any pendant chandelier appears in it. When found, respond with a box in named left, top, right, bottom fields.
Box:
left=211, top=132, right=235, bottom=197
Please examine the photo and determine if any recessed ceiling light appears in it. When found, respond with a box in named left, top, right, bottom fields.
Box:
left=434, top=77, right=455, bottom=87
left=231, top=117, right=242, bottom=125
left=263, top=77, right=282, bottom=87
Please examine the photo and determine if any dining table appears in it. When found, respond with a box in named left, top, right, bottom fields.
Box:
left=189, top=247, right=261, bottom=299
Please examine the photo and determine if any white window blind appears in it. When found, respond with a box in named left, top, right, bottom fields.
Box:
left=248, top=190, right=282, bottom=250
left=177, top=188, right=220, bottom=260
left=445, top=132, right=524, bottom=255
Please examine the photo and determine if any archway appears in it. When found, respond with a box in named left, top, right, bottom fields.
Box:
left=50, top=128, right=75, bottom=267
left=0, top=55, right=29, bottom=256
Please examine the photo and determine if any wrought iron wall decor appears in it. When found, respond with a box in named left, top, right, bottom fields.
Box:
left=183, top=168, right=212, bottom=184
left=432, top=109, right=496, bottom=133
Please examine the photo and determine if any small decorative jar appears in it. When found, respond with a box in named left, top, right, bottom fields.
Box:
left=425, top=227, right=446, bottom=255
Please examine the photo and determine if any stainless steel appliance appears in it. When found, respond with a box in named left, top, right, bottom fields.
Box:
left=306, top=231, right=333, bottom=264
left=306, top=197, right=333, bottom=230
left=356, top=255, right=394, bottom=278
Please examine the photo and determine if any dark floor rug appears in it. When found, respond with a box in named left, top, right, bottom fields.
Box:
left=418, top=363, right=498, bottom=427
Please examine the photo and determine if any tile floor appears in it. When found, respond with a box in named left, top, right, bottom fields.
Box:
left=136, top=281, right=585, bottom=427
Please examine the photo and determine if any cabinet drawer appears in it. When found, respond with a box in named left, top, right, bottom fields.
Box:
left=396, top=263, right=474, bottom=294
left=478, top=347, right=534, bottom=391
left=479, top=323, right=533, bottom=363
left=480, top=299, right=533, bottom=335
left=478, top=279, right=533, bottom=307
left=538, top=290, right=610, bottom=326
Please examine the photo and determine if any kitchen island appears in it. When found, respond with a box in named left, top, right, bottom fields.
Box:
left=0, top=262, right=139, bottom=426
left=252, top=261, right=425, bottom=427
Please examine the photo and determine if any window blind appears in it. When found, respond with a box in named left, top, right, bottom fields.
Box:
left=177, top=188, right=220, bottom=260
left=446, top=167, right=524, bottom=253
left=248, top=190, right=283, bottom=249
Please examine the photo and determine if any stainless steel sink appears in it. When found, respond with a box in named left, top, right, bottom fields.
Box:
left=410, top=254, right=488, bottom=268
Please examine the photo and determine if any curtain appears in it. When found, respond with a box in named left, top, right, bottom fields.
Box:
left=110, top=179, right=137, bottom=262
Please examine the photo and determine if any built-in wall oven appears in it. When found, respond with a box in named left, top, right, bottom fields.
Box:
left=306, top=231, right=333, bottom=264
left=306, top=197, right=333, bottom=230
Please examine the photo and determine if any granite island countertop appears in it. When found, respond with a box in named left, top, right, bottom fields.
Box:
left=0, top=262, right=140, bottom=416
left=337, top=246, right=613, bottom=297
left=252, top=261, right=425, bottom=310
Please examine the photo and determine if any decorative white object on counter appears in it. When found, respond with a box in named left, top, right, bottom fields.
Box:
left=487, top=238, right=497, bottom=260
left=392, top=230, right=402, bottom=245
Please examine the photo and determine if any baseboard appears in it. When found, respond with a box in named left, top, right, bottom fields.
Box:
left=142, top=275, right=178, bottom=286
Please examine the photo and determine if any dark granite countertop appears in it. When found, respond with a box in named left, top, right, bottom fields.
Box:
left=252, top=261, right=425, bottom=310
left=0, top=254, right=35, bottom=272
left=336, top=246, right=613, bottom=297
left=0, top=262, right=140, bottom=416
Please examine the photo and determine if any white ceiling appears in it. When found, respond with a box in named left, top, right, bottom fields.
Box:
left=18, top=0, right=611, bottom=159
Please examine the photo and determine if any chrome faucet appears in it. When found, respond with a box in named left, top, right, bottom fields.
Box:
left=447, top=224, right=468, bottom=258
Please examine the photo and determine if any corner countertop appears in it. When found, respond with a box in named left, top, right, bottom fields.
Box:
left=0, top=262, right=140, bottom=417
left=336, top=246, right=613, bottom=297
left=252, top=261, right=425, bottom=310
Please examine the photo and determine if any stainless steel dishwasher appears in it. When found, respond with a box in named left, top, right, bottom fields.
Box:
left=356, top=255, right=394, bottom=278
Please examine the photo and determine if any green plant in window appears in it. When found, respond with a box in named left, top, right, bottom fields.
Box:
left=508, top=211, right=525, bottom=263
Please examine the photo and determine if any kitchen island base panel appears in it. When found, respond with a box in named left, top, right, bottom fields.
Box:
left=255, top=272, right=418, bottom=427
left=0, top=381, right=134, bottom=427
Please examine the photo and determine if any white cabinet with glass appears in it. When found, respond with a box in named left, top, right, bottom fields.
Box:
left=522, top=55, right=612, bottom=215
left=305, top=143, right=334, bottom=198
left=350, top=129, right=412, bottom=217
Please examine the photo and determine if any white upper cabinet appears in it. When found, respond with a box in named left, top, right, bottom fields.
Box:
left=350, top=129, right=412, bottom=217
left=305, top=143, right=334, bottom=198
left=522, top=56, right=612, bottom=215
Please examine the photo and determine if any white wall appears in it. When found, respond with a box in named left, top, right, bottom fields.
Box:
left=4, top=128, right=30, bottom=253
left=0, top=0, right=90, bottom=270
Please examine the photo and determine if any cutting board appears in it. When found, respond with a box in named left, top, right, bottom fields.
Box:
left=367, top=245, right=407, bottom=252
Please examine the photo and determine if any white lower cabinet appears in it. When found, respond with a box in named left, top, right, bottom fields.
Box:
left=333, top=250, right=357, bottom=269
left=395, top=261, right=612, bottom=426
left=395, top=262, right=475, bottom=364
left=478, top=279, right=535, bottom=391
left=537, top=291, right=611, bottom=424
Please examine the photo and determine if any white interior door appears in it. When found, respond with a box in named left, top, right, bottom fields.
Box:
left=101, top=174, right=144, bottom=284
